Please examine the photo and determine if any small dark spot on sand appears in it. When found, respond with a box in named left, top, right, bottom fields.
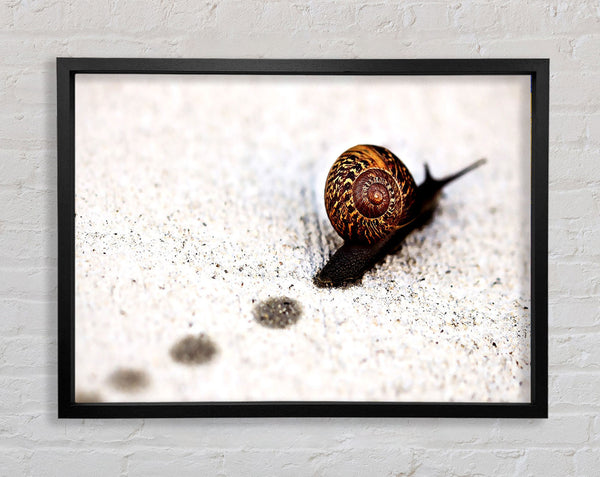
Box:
left=108, top=368, right=149, bottom=392
left=75, top=390, right=103, bottom=403
left=492, top=342, right=497, bottom=347
left=253, top=296, right=302, bottom=329
left=170, top=333, right=217, bottom=365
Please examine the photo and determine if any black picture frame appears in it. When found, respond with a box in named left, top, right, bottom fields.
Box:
left=57, top=58, right=548, bottom=418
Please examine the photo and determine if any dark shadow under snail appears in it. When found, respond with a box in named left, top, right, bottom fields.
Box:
left=314, top=145, right=486, bottom=288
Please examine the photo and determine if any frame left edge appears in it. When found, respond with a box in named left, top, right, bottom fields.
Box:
left=57, top=58, right=76, bottom=418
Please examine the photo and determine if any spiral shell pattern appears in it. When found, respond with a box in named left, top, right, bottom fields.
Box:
left=324, top=145, right=417, bottom=244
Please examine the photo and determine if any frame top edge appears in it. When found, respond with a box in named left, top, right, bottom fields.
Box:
left=55, top=57, right=549, bottom=75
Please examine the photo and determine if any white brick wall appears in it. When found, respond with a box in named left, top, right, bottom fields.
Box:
left=0, top=0, right=598, bottom=475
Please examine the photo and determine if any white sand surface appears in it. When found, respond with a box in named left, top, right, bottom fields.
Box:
left=74, top=74, right=531, bottom=403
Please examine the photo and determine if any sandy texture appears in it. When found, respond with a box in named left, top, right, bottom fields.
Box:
left=74, top=74, right=531, bottom=403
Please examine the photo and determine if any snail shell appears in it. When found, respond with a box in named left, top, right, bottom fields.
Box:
left=324, top=145, right=417, bottom=244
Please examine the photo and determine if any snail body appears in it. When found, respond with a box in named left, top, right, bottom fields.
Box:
left=315, top=145, right=485, bottom=287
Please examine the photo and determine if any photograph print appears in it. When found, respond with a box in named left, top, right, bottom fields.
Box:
left=58, top=59, right=548, bottom=417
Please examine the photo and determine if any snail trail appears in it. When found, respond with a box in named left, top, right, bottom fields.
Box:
left=75, top=390, right=103, bottom=403
left=253, top=297, right=303, bottom=329
left=107, top=368, right=150, bottom=392
left=170, top=333, right=218, bottom=365
left=315, top=144, right=486, bottom=288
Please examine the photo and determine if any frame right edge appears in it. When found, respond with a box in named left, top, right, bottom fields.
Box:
left=530, top=58, right=549, bottom=418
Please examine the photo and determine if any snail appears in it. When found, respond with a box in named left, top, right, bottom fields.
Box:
left=314, top=145, right=485, bottom=287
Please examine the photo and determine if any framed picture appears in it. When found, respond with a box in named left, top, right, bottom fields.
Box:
left=57, top=58, right=548, bottom=418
